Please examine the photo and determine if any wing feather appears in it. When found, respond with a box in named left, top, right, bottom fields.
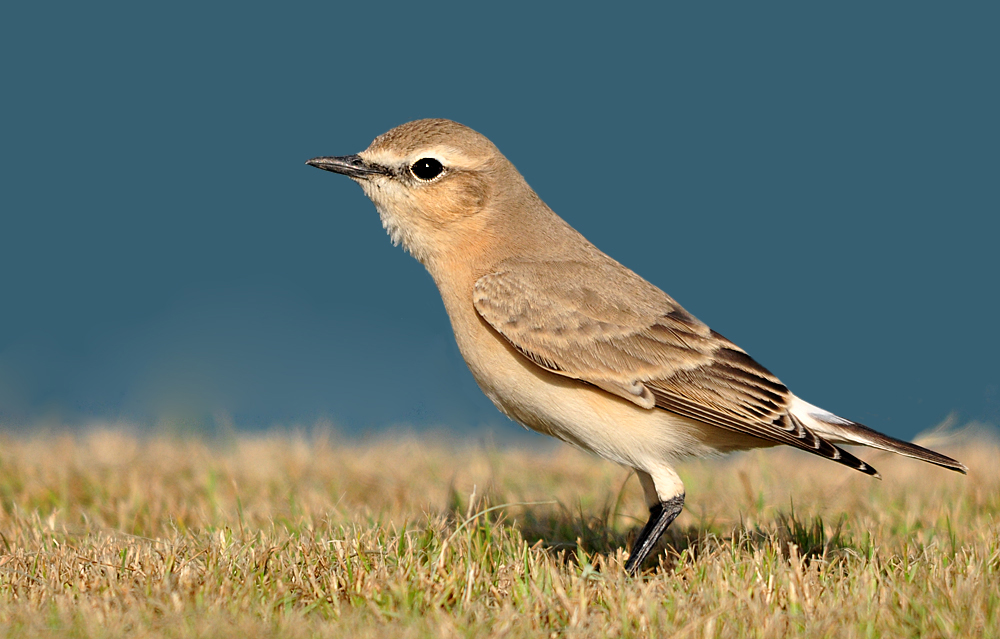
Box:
left=473, top=258, right=878, bottom=476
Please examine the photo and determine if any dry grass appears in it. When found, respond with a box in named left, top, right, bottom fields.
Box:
left=0, top=425, right=996, bottom=638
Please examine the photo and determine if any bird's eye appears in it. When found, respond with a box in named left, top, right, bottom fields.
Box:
left=410, top=158, right=444, bottom=181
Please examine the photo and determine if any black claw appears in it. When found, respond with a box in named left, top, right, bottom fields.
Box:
left=624, top=494, right=684, bottom=576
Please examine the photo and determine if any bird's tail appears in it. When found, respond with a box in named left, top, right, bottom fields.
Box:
left=789, top=395, right=968, bottom=474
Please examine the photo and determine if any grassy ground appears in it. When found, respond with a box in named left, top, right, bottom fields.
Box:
left=0, top=425, right=996, bottom=638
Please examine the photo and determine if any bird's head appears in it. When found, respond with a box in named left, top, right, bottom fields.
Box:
left=307, top=119, right=518, bottom=265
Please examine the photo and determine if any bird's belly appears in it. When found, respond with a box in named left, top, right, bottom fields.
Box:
left=456, top=321, right=761, bottom=471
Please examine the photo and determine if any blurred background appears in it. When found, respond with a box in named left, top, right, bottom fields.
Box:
left=1, top=3, right=997, bottom=439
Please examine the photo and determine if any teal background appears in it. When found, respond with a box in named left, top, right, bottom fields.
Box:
left=1, top=4, right=997, bottom=437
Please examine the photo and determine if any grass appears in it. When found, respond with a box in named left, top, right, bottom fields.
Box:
left=0, top=425, right=996, bottom=638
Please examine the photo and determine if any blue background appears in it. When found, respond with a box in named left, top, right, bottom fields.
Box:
left=2, top=3, right=997, bottom=438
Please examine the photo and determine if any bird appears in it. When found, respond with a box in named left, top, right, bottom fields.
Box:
left=306, top=118, right=967, bottom=575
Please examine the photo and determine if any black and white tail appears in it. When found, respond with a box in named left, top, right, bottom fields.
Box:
left=789, top=395, right=968, bottom=476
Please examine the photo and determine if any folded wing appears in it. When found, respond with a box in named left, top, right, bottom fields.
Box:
left=473, top=257, right=879, bottom=475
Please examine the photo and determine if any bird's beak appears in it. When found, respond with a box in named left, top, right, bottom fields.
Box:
left=305, top=154, right=385, bottom=179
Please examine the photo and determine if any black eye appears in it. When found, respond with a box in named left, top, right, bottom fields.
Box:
left=410, top=157, right=444, bottom=181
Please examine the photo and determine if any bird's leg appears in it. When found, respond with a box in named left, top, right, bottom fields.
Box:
left=624, top=493, right=685, bottom=576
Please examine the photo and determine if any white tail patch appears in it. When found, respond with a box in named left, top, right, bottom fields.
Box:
left=788, top=395, right=868, bottom=446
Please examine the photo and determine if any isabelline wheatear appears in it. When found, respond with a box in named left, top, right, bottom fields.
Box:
left=306, top=119, right=967, bottom=575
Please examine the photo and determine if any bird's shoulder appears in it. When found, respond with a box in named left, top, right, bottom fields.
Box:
left=473, top=255, right=704, bottom=338
left=472, top=256, right=723, bottom=407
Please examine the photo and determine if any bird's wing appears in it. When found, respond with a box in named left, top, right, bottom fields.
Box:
left=473, top=258, right=877, bottom=475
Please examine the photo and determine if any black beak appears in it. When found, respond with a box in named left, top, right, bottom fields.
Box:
left=305, top=154, right=385, bottom=178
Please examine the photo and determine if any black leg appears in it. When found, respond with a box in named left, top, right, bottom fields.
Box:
left=624, top=493, right=685, bottom=576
